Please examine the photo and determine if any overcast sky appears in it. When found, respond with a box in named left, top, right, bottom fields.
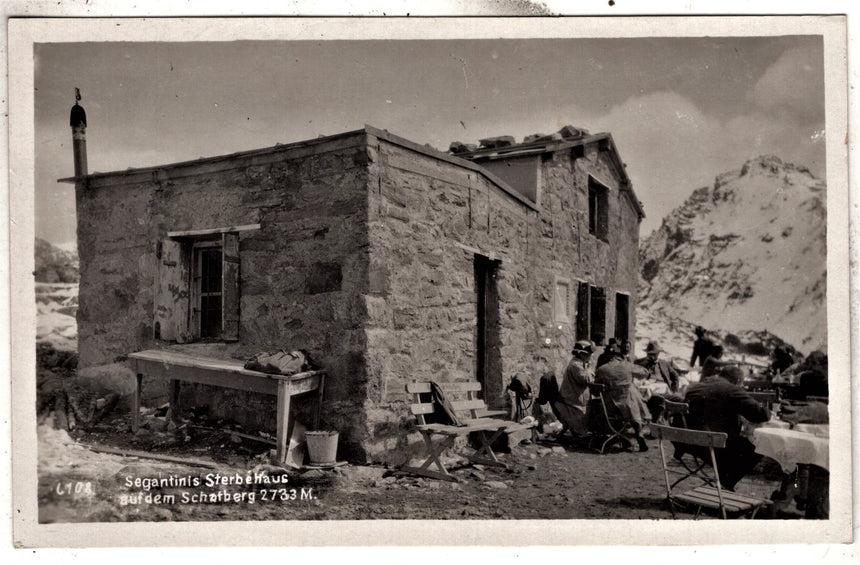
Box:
left=34, top=36, right=825, bottom=247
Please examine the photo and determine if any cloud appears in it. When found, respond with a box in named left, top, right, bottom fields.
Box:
left=748, top=46, right=825, bottom=124
left=590, top=90, right=825, bottom=235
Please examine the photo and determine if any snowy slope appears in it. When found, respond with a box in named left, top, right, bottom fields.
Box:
left=638, top=155, right=826, bottom=355
left=36, top=282, right=78, bottom=352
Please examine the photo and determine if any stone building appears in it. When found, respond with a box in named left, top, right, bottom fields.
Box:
left=65, top=122, right=644, bottom=463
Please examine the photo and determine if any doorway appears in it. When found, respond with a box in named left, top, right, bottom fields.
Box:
left=474, top=255, right=502, bottom=406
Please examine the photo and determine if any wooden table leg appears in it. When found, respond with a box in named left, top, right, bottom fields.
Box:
left=276, top=379, right=293, bottom=465
left=168, top=379, right=182, bottom=427
left=132, top=373, right=143, bottom=432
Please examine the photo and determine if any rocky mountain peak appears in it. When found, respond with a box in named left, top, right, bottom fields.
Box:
left=638, top=156, right=826, bottom=355
left=35, top=238, right=79, bottom=283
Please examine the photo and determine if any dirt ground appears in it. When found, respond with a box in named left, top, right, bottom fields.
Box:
left=36, top=407, right=801, bottom=523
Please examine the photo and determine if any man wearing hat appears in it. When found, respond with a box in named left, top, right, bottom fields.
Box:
left=635, top=341, right=682, bottom=393
left=595, top=338, right=618, bottom=368
left=553, top=340, right=594, bottom=439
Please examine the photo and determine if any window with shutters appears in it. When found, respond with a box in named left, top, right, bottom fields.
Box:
left=154, top=225, right=253, bottom=343
left=192, top=241, right=224, bottom=339
left=574, top=281, right=607, bottom=345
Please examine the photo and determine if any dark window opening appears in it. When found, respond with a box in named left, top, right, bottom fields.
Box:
left=590, top=286, right=606, bottom=345
left=575, top=282, right=607, bottom=345
left=576, top=281, right=590, bottom=341
left=195, top=244, right=223, bottom=339
left=588, top=177, right=609, bottom=241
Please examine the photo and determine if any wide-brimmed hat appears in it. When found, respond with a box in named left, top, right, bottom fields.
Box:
left=604, top=342, right=622, bottom=356
left=645, top=341, right=663, bottom=354
left=572, top=340, right=594, bottom=355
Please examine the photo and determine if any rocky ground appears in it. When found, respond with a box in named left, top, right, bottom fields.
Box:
left=37, top=406, right=798, bottom=523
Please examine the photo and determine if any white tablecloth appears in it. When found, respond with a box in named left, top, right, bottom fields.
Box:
left=752, top=426, right=829, bottom=473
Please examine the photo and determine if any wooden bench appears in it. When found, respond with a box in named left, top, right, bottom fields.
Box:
left=128, top=349, right=325, bottom=466
left=400, top=381, right=533, bottom=482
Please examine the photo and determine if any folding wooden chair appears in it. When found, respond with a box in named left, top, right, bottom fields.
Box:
left=586, top=383, right=635, bottom=454
left=651, top=423, right=771, bottom=519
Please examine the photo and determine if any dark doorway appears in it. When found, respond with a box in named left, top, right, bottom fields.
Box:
left=475, top=255, right=502, bottom=407
left=615, top=293, right=630, bottom=342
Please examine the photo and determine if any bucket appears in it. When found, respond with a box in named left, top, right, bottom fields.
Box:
left=305, top=430, right=339, bottom=465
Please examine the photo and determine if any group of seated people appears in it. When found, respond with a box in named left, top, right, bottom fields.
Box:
left=536, top=336, right=776, bottom=491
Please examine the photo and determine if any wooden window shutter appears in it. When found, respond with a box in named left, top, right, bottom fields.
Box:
left=154, top=239, right=190, bottom=342
left=221, top=232, right=240, bottom=341
left=576, top=281, right=590, bottom=341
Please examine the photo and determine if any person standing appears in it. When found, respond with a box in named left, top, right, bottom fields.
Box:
left=684, top=365, right=770, bottom=490
left=690, top=326, right=716, bottom=368
left=553, top=340, right=595, bottom=439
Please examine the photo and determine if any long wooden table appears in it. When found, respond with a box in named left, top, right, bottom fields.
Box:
left=127, top=349, right=326, bottom=465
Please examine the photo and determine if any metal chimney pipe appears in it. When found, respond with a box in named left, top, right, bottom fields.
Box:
left=70, top=87, right=87, bottom=179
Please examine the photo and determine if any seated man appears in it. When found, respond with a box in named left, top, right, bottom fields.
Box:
left=683, top=365, right=770, bottom=491
left=634, top=341, right=688, bottom=422
left=594, top=343, right=651, bottom=451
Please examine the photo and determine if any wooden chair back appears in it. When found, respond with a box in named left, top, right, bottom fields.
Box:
left=662, top=399, right=689, bottom=428
left=405, top=381, right=488, bottom=425
left=586, top=383, right=628, bottom=435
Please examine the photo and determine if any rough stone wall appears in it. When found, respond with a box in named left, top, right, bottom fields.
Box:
left=76, top=134, right=373, bottom=457
left=362, top=137, right=539, bottom=463
left=532, top=145, right=640, bottom=381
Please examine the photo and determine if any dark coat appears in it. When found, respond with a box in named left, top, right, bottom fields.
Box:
left=594, top=358, right=650, bottom=425
left=683, top=375, right=771, bottom=490
left=690, top=337, right=717, bottom=367
left=684, top=375, right=770, bottom=438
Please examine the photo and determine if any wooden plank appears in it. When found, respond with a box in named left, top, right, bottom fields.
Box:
left=129, top=357, right=280, bottom=395
left=692, top=486, right=769, bottom=506
left=449, top=399, right=486, bottom=411
left=675, top=488, right=755, bottom=512
left=83, top=445, right=219, bottom=469
left=128, top=350, right=324, bottom=383
left=275, top=379, right=292, bottom=465
left=221, top=232, right=240, bottom=342
left=168, top=224, right=261, bottom=238
left=410, top=404, right=436, bottom=415
left=651, top=424, right=727, bottom=448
